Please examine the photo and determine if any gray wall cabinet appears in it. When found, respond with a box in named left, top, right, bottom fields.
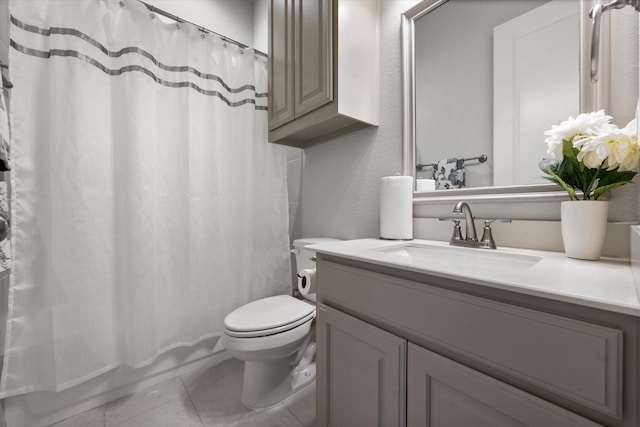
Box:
left=268, top=0, right=379, bottom=147
left=315, top=255, right=640, bottom=427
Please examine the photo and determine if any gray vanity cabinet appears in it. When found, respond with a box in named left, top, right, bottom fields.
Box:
left=315, top=255, right=639, bottom=427
left=268, top=0, right=379, bottom=147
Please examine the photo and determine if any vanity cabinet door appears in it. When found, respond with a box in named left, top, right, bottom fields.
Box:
left=317, top=304, right=406, bottom=427
left=407, top=343, right=602, bottom=427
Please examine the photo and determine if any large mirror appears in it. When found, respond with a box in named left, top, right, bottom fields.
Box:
left=402, top=0, right=602, bottom=201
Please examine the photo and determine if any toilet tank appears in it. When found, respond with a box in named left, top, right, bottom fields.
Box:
left=292, top=238, right=341, bottom=271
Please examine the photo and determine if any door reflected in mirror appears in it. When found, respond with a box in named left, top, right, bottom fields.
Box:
left=413, top=0, right=581, bottom=190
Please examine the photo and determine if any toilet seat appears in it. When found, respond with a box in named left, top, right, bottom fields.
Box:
left=224, top=295, right=315, bottom=338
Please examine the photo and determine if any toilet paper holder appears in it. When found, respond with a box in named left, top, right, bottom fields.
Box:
left=295, top=262, right=315, bottom=280
left=296, top=268, right=317, bottom=297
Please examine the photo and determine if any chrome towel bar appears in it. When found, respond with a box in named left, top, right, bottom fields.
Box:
left=417, top=154, right=488, bottom=171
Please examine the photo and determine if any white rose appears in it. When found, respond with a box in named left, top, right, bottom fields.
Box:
left=544, top=110, right=612, bottom=160
left=577, top=119, right=638, bottom=171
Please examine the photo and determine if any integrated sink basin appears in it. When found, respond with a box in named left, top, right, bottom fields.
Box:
left=369, top=242, right=542, bottom=273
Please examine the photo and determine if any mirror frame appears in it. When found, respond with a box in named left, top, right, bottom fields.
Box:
left=402, top=0, right=609, bottom=208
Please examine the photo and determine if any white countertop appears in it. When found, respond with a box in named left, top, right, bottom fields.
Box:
left=309, top=238, right=640, bottom=317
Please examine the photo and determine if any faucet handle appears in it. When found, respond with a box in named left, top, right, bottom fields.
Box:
left=483, top=219, right=512, bottom=225
left=480, top=221, right=497, bottom=249
left=480, top=219, right=511, bottom=249
left=439, top=218, right=464, bottom=242
left=451, top=219, right=463, bottom=241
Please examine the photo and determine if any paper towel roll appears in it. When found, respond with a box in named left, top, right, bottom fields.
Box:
left=297, top=268, right=316, bottom=296
left=380, top=176, right=413, bottom=240
left=416, top=178, right=436, bottom=192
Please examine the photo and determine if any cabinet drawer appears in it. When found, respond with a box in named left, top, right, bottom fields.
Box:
left=318, top=260, right=623, bottom=418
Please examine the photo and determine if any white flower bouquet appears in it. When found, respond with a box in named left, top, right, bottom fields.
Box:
left=540, top=110, right=638, bottom=200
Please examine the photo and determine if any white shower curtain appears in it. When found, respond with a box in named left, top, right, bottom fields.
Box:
left=1, top=0, right=291, bottom=397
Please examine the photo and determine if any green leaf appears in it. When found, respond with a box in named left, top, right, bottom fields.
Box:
left=555, top=157, right=582, bottom=191
left=582, top=167, right=601, bottom=199
left=544, top=167, right=577, bottom=200
left=593, top=181, right=635, bottom=200
left=598, top=169, right=637, bottom=186
left=562, top=139, right=581, bottom=170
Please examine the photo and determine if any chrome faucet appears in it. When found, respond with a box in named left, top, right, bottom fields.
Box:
left=445, top=202, right=512, bottom=249
left=452, top=201, right=477, bottom=242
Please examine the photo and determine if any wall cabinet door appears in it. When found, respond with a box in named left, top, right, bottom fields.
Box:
left=316, top=304, right=406, bottom=427
left=407, top=343, right=602, bottom=427
left=269, top=0, right=295, bottom=129
left=294, top=0, right=333, bottom=117
left=269, top=0, right=332, bottom=130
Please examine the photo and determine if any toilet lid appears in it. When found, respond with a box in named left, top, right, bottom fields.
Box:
left=224, top=295, right=315, bottom=338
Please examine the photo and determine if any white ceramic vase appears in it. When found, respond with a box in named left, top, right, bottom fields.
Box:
left=560, top=200, right=609, bottom=261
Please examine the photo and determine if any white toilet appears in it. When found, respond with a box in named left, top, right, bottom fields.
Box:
left=221, top=237, right=339, bottom=409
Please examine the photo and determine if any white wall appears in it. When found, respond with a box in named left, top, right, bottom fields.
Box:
left=253, top=0, right=269, bottom=53
left=301, top=1, right=421, bottom=240
left=301, top=1, right=640, bottom=241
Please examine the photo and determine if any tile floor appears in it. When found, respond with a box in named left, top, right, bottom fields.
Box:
left=49, top=358, right=316, bottom=427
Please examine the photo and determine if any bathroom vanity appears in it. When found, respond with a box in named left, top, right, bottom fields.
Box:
left=313, top=239, right=640, bottom=427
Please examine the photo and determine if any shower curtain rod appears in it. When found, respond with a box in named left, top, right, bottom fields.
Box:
left=139, top=1, right=268, bottom=58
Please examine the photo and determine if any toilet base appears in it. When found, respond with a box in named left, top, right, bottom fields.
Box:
left=241, top=355, right=295, bottom=409
left=240, top=358, right=316, bottom=409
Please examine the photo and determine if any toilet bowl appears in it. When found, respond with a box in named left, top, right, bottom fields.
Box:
left=222, top=295, right=315, bottom=408
left=221, top=237, right=339, bottom=409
